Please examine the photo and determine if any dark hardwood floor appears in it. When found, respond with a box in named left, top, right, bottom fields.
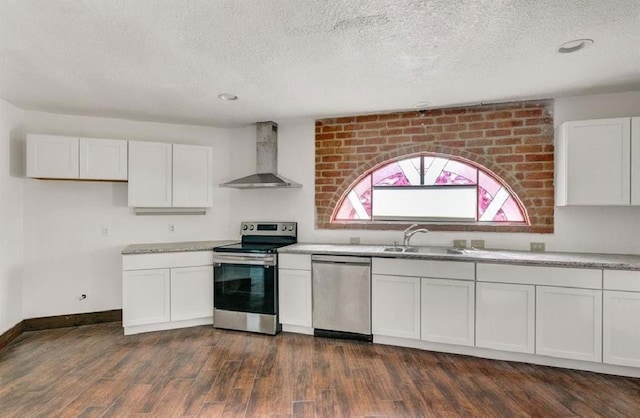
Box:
left=1, top=323, right=639, bottom=417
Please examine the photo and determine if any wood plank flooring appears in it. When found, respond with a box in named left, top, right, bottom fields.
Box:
left=1, top=323, right=639, bottom=417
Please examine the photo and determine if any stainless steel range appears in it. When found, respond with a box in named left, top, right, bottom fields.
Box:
left=212, top=221, right=297, bottom=335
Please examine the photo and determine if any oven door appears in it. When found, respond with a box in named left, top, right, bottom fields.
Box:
left=212, top=253, right=277, bottom=315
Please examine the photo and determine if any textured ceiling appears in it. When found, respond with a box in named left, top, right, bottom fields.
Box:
left=1, top=0, right=639, bottom=127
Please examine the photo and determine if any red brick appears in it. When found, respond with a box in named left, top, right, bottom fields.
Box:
left=388, top=120, right=411, bottom=128
left=470, top=122, right=495, bottom=130
left=403, top=127, right=426, bottom=135
left=321, top=155, right=342, bottom=162
left=411, top=118, right=436, bottom=126
left=316, top=163, right=336, bottom=170
left=459, top=131, right=484, bottom=140
left=357, top=130, right=381, bottom=138
left=435, top=133, right=458, bottom=141
left=486, top=111, right=513, bottom=120
left=497, top=120, right=524, bottom=128
left=316, top=133, right=335, bottom=140
left=344, top=139, right=364, bottom=146
left=364, top=122, right=387, bottom=129
left=357, top=146, right=379, bottom=153
left=515, top=145, right=542, bottom=153
left=514, top=109, right=543, bottom=118
left=486, top=129, right=512, bottom=138
left=435, top=116, right=457, bottom=124
left=525, top=153, right=553, bottom=162
left=320, top=171, right=341, bottom=178
left=488, top=147, right=513, bottom=155
left=366, top=137, right=387, bottom=145
left=496, top=155, right=524, bottom=163
left=380, top=128, right=403, bottom=136
left=343, top=123, right=364, bottom=131
left=316, top=147, right=336, bottom=155
left=514, top=127, right=542, bottom=135
left=444, top=123, right=467, bottom=132
left=322, top=125, right=343, bottom=133
left=444, top=108, right=468, bottom=115
left=355, top=115, right=379, bottom=122
left=458, top=114, right=484, bottom=122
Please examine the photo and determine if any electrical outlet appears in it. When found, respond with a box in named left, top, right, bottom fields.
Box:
left=530, top=242, right=546, bottom=252
left=168, top=224, right=176, bottom=233
left=101, top=225, right=110, bottom=237
left=453, top=239, right=467, bottom=249
left=350, top=237, right=361, bottom=245
left=471, top=239, right=485, bottom=249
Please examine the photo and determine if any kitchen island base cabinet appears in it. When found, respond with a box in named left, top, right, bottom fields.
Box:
left=123, top=269, right=171, bottom=327
left=536, top=286, right=602, bottom=362
left=122, top=251, right=214, bottom=335
left=421, top=278, right=474, bottom=346
left=170, top=266, right=214, bottom=322
left=372, top=274, right=421, bottom=339
left=278, top=254, right=312, bottom=332
left=476, top=282, right=535, bottom=354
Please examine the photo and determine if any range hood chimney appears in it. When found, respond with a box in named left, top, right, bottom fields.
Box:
left=220, top=121, right=302, bottom=189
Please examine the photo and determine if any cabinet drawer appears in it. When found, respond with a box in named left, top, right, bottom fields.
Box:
left=477, top=263, right=601, bottom=289
left=603, top=270, right=640, bottom=292
left=123, top=251, right=213, bottom=270
left=372, top=257, right=474, bottom=281
left=279, top=254, right=311, bottom=270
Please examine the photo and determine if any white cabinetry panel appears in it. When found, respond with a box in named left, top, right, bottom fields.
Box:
left=421, top=278, right=474, bottom=346
left=79, top=137, right=128, bottom=180
left=26, top=134, right=79, bottom=179
left=556, top=118, right=631, bottom=206
left=476, top=263, right=601, bottom=289
left=278, top=269, right=312, bottom=327
left=632, top=117, right=640, bottom=205
left=372, top=258, right=474, bottom=280
left=128, top=141, right=172, bottom=207
left=123, top=269, right=171, bottom=327
left=536, top=286, right=602, bottom=362
left=476, top=282, right=535, bottom=353
left=170, top=266, right=214, bottom=322
left=603, top=290, right=640, bottom=367
left=372, top=274, right=421, bottom=339
left=172, top=144, right=213, bottom=207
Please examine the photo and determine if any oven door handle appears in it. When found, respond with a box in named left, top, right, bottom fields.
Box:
left=212, top=254, right=276, bottom=267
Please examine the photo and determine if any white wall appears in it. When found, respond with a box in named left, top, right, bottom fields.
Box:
left=22, top=111, right=237, bottom=318
left=0, top=99, right=25, bottom=334
left=229, top=91, right=640, bottom=254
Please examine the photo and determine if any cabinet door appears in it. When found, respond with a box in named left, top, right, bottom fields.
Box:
left=278, top=268, right=312, bottom=327
left=536, top=286, right=602, bottom=362
left=172, top=144, right=213, bottom=207
left=476, top=282, right=535, bottom=353
left=421, top=278, right=474, bottom=346
left=79, top=138, right=128, bottom=180
left=603, top=290, right=640, bottom=367
left=26, top=134, right=79, bottom=179
left=128, top=141, right=172, bottom=207
left=557, top=118, right=630, bottom=206
left=372, top=274, right=421, bottom=339
left=122, top=269, right=170, bottom=327
left=631, top=117, right=640, bottom=205
left=170, top=266, right=214, bottom=322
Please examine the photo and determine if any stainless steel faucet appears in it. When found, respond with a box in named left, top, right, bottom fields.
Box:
left=403, top=224, right=429, bottom=246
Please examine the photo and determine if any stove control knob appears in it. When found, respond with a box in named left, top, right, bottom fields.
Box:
left=281, top=225, right=286, bottom=231
left=242, top=225, right=248, bottom=230
left=288, top=225, right=294, bottom=231
left=249, top=225, right=254, bottom=230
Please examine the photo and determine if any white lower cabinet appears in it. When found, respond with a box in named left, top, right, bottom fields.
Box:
left=278, top=254, right=312, bottom=329
left=476, top=282, right=535, bottom=354
left=123, top=269, right=171, bottom=327
left=421, top=278, right=474, bottom=346
left=536, top=286, right=602, bottom=362
left=372, top=274, right=421, bottom=339
left=278, top=269, right=312, bottom=327
left=122, top=251, right=214, bottom=335
left=170, top=266, right=214, bottom=322
left=603, top=290, right=640, bottom=367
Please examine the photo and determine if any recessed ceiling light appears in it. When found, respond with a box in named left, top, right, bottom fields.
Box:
left=557, top=39, right=594, bottom=54
left=218, top=93, right=238, bottom=101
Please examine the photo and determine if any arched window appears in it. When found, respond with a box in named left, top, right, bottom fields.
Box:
left=333, top=153, right=529, bottom=224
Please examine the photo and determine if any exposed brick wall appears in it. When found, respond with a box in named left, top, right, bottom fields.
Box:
left=315, top=100, right=554, bottom=233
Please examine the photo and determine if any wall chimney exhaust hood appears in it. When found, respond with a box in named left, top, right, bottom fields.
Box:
left=220, top=121, right=302, bottom=189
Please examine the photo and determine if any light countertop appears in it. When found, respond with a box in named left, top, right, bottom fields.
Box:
left=121, top=240, right=238, bottom=255
left=278, top=243, right=640, bottom=270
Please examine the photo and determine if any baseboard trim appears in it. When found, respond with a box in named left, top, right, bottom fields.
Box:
left=0, top=321, right=24, bottom=352
left=0, top=310, right=122, bottom=351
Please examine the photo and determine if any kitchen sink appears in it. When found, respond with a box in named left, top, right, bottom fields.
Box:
left=381, top=246, right=467, bottom=255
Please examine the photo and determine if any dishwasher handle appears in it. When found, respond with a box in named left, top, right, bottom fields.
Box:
left=311, top=255, right=371, bottom=265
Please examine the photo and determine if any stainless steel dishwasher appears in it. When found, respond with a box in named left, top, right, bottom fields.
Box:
left=311, top=255, right=372, bottom=342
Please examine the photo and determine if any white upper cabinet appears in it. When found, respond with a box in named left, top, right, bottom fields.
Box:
left=79, top=138, right=128, bottom=180
left=128, top=141, right=173, bottom=207
left=172, top=144, right=214, bottom=207
left=128, top=141, right=213, bottom=208
left=27, top=134, right=128, bottom=181
left=556, top=117, right=635, bottom=206
left=27, top=134, right=79, bottom=179
left=631, top=118, right=640, bottom=205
